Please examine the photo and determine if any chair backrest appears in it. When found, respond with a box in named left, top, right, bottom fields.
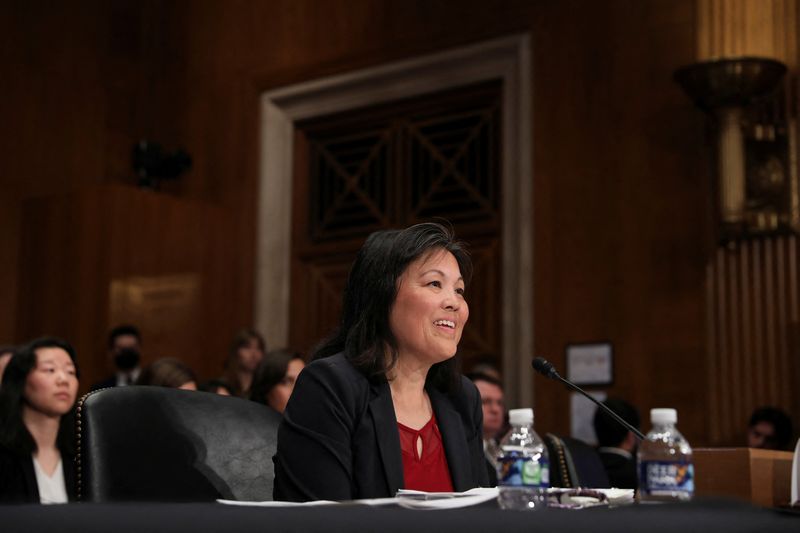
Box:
left=76, top=386, right=282, bottom=502
left=545, top=433, right=610, bottom=489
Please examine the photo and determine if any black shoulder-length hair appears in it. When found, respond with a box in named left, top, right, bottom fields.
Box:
left=313, top=221, right=472, bottom=393
left=249, top=349, right=304, bottom=406
left=225, top=328, right=266, bottom=369
left=0, top=337, right=80, bottom=456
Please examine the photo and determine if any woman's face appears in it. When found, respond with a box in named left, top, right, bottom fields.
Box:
left=389, top=249, right=469, bottom=367
left=237, top=338, right=264, bottom=373
left=267, top=358, right=305, bottom=413
left=178, top=380, right=197, bottom=391
left=24, top=347, right=79, bottom=417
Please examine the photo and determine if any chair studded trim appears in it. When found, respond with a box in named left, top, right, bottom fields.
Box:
left=75, top=392, right=88, bottom=501
left=545, top=433, right=573, bottom=488
left=74, top=389, right=104, bottom=502
left=548, top=433, right=572, bottom=489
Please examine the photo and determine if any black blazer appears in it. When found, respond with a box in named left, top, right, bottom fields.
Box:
left=598, top=448, right=637, bottom=489
left=89, top=375, right=117, bottom=392
left=273, top=353, right=489, bottom=501
left=0, top=444, right=77, bottom=503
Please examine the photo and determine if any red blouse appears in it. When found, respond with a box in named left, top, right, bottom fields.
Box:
left=397, top=413, right=454, bottom=492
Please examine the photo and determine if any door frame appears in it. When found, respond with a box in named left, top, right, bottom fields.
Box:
left=256, top=34, right=534, bottom=407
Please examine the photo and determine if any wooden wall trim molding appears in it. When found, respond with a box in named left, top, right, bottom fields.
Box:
left=256, top=34, right=535, bottom=407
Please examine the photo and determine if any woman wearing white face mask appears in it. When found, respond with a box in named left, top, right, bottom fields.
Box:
left=0, top=337, right=79, bottom=504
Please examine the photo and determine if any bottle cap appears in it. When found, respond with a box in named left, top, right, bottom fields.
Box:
left=508, top=408, right=534, bottom=426
left=651, top=408, right=677, bottom=425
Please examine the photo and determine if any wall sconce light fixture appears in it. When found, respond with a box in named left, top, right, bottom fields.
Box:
left=674, top=57, right=794, bottom=241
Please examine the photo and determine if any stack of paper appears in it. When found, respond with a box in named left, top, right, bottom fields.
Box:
left=218, top=488, right=497, bottom=509
left=219, top=486, right=634, bottom=510
left=546, top=487, right=634, bottom=509
left=393, top=488, right=499, bottom=509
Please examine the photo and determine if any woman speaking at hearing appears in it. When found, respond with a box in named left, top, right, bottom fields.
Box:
left=273, top=222, right=488, bottom=501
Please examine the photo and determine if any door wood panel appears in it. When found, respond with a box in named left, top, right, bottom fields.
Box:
left=289, top=81, right=503, bottom=369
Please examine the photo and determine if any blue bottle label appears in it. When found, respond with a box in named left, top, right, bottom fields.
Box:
left=497, top=449, right=549, bottom=488
left=640, top=460, right=694, bottom=495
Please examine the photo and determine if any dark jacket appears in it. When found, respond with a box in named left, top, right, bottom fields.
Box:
left=598, top=448, right=637, bottom=489
left=273, top=352, right=489, bottom=501
left=0, top=444, right=77, bottom=503
left=89, top=375, right=117, bottom=392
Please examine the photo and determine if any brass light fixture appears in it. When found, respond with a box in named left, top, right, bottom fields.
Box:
left=674, top=57, right=793, bottom=241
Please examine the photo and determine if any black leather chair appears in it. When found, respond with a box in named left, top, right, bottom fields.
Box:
left=545, top=433, right=610, bottom=489
left=75, top=386, right=282, bottom=502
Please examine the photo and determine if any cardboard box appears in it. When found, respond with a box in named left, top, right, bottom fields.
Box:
left=693, top=448, right=794, bottom=507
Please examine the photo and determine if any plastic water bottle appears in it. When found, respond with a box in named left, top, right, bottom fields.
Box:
left=637, top=408, right=694, bottom=502
left=496, top=408, right=549, bottom=510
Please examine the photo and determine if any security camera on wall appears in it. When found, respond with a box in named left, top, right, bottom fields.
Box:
left=132, top=140, right=192, bottom=190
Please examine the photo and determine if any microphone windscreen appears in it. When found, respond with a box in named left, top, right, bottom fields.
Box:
left=531, top=357, right=557, bottom=379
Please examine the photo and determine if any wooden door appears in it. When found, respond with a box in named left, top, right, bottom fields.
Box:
left=290, top=80, right=503, bottom=371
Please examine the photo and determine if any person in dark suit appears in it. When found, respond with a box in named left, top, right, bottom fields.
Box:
left=466, top=371, right=506, bottom=486
left=90, top=324, right=142, bottom=391
left=274, top=222, right=488, bottom=501
left=593, top=397, right=640, bottom=489
left=0, top=337, right=79, bottom=503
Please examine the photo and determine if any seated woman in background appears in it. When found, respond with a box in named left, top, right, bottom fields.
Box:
left=274, top=222, right=488, bottom=501
left=136, top=357, right=197, bottom=390
left=249, top=349, right=305, bottom=413
left=220, top=329, right=265, bottom=398
left=198, top=378, right=233, bottom=396
left=0, top=337, right=79, bottom=503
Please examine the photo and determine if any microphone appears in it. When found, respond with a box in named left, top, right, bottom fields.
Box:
left=532, top=356, right=559, bottom=379
left=531, top=357, right=645, bottom=440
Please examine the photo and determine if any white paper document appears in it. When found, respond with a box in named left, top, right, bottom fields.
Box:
left=217, top=488, right=498, bottom=509
left=547, top=487, right=634, bottom=509
left=392, top=487, right=499, bottom=509
left=218, top=486, right=633, bottom=510
left=216, top=499, right=338, bottom=507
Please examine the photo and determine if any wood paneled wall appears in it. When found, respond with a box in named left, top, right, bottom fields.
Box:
left=4, top=0, right=789, bottom=446
left=706, top=236, right=800, bottom=445
left=529, top=0, right=712, bottom=442
left=693, top=0, right=800, bottom=445
left=15, top=185, right=239, bottom=390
